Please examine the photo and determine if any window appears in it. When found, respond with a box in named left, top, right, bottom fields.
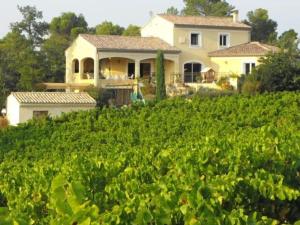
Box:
left=190, top=33, right=200, bottom=46
left=244, top=63, right=256, bottom=75
left=33, top=111, right=48, bottom=119
left=184, top=62, right=202, bottom=83
left=72, top=59, right=79, bottom=73
left=219, top=34, right=230, bottom=48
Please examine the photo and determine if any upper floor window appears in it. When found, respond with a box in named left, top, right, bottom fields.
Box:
left=190, top=33, right=201, bottom=47
left=219, top=34, right=230, bottom=48
left=244, top=62, right=256, bottom=74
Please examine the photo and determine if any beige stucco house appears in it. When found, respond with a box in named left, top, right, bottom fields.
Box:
left=44, top=11, right=278, bottom=93
left=6, top=92, right=96, bottom=125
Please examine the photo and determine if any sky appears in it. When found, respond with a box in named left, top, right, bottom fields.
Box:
left=0, top=0, right=299, bottom=38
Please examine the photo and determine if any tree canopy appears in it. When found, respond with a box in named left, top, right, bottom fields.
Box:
left=277, top=29, right=299, bottom=55
left=95, top=21, right=124, bottom=35
left=166, top=6, right=180, bottom=15
left=244, top=8, right=278, bottom=43
left=122, top=25, right=141, bottom=36
left=182, top=0, right=235, bottom=16
left=10, top=5, right=48, bottom=48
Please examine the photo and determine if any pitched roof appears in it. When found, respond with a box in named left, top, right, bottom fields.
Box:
left=11, top=92, right=96, bottom=105
left=80, top=34, right=180, bottom=53
left=158, top=14, right=251, bottom=30
left=208, top=42, right=280, bottom=57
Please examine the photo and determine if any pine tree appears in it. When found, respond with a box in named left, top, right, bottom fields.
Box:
left=155, top=51, right=167, bottom=100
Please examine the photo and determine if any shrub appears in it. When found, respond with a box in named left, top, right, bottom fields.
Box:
left=217, top=77, right=233, bottom=90
left=241, top=74, right=261, bottom=94
left=253, top=52, right=300, bottom=92
left=0, top=117, right=8, bottom=129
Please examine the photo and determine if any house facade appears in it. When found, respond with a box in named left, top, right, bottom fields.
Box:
left=44, top=11, right=278, bottom=93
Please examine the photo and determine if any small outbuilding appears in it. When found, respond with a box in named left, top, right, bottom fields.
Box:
left=6, top=92, right=96, bottom=126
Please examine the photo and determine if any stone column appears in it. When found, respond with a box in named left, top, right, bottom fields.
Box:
left=94, top=51, right=99, bottom=87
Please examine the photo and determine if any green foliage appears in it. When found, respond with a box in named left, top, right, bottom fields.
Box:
left=0, top=93, right=300, bottom=224
left=0, top=31, right=45, bottom=91
left=241, top=74, right=261, bottom=94
left=10, top=5, right=48, bottom=48
left=95, top=21, right=124, bottom=35
left=251, top=52, right=300, bottom=92
left=244, top=8, right=278, bottom=43
left=122, top=25, right=140, bottom=36
left=166, top=6, right=180, bottom=15
left=41, top=34, right=69, bottom=82
left=155, top=51, right=166, bottom=100
left=277, top=29, right=299, bottom=55
left=182, top=0, right=235, bottom=16
left=49, top=12, right=88, bottom=37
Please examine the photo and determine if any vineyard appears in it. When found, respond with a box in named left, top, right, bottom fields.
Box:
left=0, top=92, right=300, bottom=225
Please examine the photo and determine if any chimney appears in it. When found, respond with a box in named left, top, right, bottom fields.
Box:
left=231, top=10, right=239, bottom=23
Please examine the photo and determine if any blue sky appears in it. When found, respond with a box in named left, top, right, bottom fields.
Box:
left=0, top=0, right=299, bottom=38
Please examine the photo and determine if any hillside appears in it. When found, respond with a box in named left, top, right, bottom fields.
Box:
left=0, top=92, right=300, bottom=225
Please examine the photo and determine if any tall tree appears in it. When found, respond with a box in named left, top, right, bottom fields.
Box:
left=155, top=51, right=167, bottom=100
left=122, top=25, right=140, bottom=36
left=95, top=21, right=124, bottom=35
left=10, top=5, right=48, bottom=48
left=182, top=0, right=235, bottom=16
left=277, top=29, right=299, bottom=55
left=166, top=6, right=180, bottom=15
left=0, top=31, right=45, bottom=91
left=244, top=8, right=278, bottom=43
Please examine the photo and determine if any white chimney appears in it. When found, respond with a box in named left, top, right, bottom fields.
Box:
left=231, top=10, right=239, bottom=23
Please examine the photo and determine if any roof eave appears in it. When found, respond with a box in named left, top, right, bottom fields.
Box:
left=208, top=54, right=265, bottom=57
left=97, top=48, right=181, bottom=54
left=174, top=24, right=251, bottom=31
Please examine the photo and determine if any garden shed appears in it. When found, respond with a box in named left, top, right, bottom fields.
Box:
left=6, top=92, right=96, bottom=126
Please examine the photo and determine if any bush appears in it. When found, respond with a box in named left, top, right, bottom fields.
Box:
left=253, top=52, right=300, bottom=92
left=217, top=77, right=233, bottom=90
left=0, top=117, right=8, bottom=129
left=241, top=74, right=261, bottom=94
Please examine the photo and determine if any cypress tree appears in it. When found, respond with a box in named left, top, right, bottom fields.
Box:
left=155, top=50, right=167, bottom=100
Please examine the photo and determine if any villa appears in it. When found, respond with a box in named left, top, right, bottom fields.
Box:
left=44, top=11, right=278, bottom=93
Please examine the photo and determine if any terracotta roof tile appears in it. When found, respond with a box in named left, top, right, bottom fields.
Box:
left=80, top=34, right=180, bottom=52
left=208, top=42, right=280, bottom=57
left=11, top=92, right=96, bottom=105
left=159, top=14, right=251, bottom=30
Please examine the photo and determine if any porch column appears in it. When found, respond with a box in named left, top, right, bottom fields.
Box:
left=79, top=59, right=84, bottom=80
left=94, top=52, right=99, bottom=87
left=135, top=59, right=140, bottom=78
left=173, top=58, right=180, bottom=83
left=65, top=56, right=71, bottom=92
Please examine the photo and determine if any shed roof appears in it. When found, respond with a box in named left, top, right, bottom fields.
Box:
left=158, top=14, right=251, bottom=30
left=80, top=34, right=180, bottom=53
left=11, top=92, right=96, bottom=105
left=208, top=42, right=280, bottom=57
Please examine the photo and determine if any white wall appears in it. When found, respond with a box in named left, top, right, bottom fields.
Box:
left=6, top=95, right=20, bottom=126
left=19, top=104, right=95, bottom=124
left=141, top=15, right=175, bottom=46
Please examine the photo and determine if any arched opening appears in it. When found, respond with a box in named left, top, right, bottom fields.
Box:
left=72, top=59, right=79, bottom=73
left=183, top=62, right=202, bottom=83
left=82, top=58, right=94, bottom=79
